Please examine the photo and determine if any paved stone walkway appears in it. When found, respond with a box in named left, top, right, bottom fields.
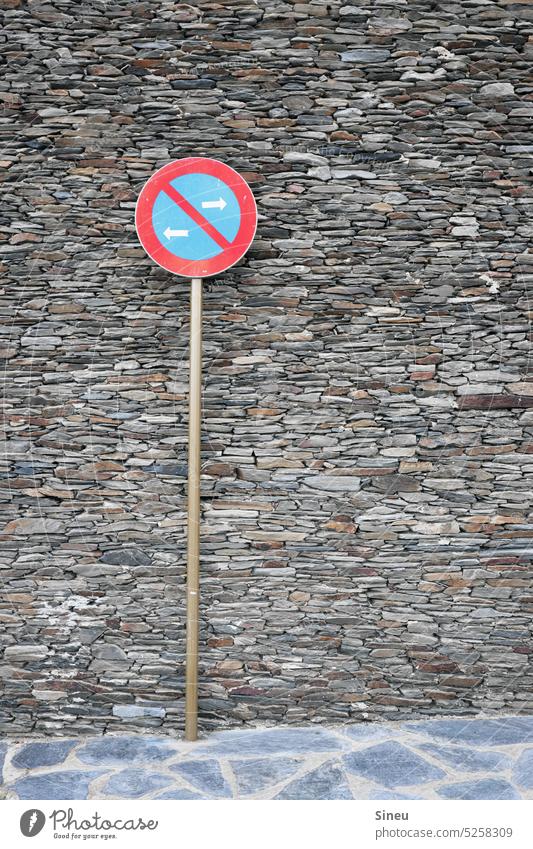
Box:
left=2, top=716, right=533, bottom=800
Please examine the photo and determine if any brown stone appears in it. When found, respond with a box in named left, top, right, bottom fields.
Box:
left=204, top=463, right=234, bottom=477
left=440, top=676, right=483, bottom=688
left=427, top=691, right=456, bottom=700
left=289, top=591, right=310, bottom=603
left=459, top=394, right=533, bottom=410
left=247, top=408, right=280, bottom=416
left=325, top=519, right=358, bottom=533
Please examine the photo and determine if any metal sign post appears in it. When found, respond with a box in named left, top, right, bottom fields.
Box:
left=185, top=277, right=202, bottom=741
left=136, top=158, right=257, bottom=741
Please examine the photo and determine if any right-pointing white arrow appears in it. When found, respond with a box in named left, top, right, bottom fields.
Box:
left=201, top=197, right=227, bottom=211
left=164, top=227, right=189, bottom=239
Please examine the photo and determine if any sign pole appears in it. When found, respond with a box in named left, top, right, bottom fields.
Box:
left=185, top=276, right=202, bottom=741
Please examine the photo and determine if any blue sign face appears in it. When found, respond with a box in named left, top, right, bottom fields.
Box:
left=151, top=173, right=241, bottom=261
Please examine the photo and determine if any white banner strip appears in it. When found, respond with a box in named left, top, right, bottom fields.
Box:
left=4, top=799, right=533, bottom=849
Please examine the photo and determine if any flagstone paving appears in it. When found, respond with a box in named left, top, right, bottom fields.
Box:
left=2, top=716, right=533, bottom=801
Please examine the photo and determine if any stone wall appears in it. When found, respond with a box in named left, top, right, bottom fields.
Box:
left=1, top=0, right=532, bottom=736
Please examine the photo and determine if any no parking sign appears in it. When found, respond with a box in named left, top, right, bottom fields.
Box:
left=135, top=157, right=257, bottom=742
left=135, top=157, right=257, bottom=278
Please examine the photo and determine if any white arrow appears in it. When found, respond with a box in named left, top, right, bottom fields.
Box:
left=201, top=197, right=227, bottom=211
left=164, top=227, right=189, bottom=239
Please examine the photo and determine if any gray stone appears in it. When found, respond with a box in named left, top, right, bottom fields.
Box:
left=12, top=771, right=103, bottom=800
left=276, top=763, right=352, bottom=800
left=416, top=743, right=511, bottom=773
left=368, top=16, right=412, bottom=35
left=102, top=768, right=172, bottom=798
left=479, top=83, right=515, bottom=99
left=4, top=645, right=49, bottom=662
left=76, top=736, right=178, bottom=765
left=407, top=718, right=533, bottom=747
left=412, top=520, right=460, bottom=535
left=170, top=760, right=231, bottom=798
left=343, top=726, right=391, bottom=744
left=438, top=780, right=521, bottom=800
left=509, top=382, right=533, bottom=396
left=230, top=757, right=302, bottom=794
left=3, top=518, right=63, bottom=535
left=341, top=49, right=390, bottom=63
left=283, top=152, right=328, bottom=166
left=197, top=728, right=348, bottom=756
left=112, top=705, right=166, bottom=719
left=304, top=475, right=360, bottom=492
left=99, top=548, right=151, bottom=567
left=344, top=742, right=446, bottom=787
left=93, top=645, right=128, bottom=661
left=512, top=750, right=533, bottom=788
left=12, top=740, right=76, bottom=769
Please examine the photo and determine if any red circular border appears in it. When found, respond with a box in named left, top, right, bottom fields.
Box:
left=135, top=157, right=257, bottom=278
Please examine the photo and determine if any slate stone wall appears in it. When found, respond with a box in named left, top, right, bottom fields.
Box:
left=1, top=0, right=532, bottom=736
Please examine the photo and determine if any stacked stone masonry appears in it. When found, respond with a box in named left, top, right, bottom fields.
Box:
left=0, top=0, right=532, bottom=736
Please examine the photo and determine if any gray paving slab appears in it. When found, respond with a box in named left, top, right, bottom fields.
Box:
left=230, top=756, right=303, bottom=795
left=344, top=741, right=446, bottom=787
left=415, top=742, right=511, bottom=773
left=170, top=759, right=231, bottom=797
left=12, top=740, right=76, bottom=770
left=13, top=770, right=104, bottom=800
left=102, top=768, right=173, bottom=798
left=275, top=762, right=353, bottom=800
left=194, top=727, right=348, bottom=756
left=406, top=717, right=533, bottom=747
left=437, top=779, right=521, bottom=800
left=512, top=750, right=533, bottom=789
left=2, top=715, right=532, bottom=800
left=76, top=736, right=178, bottom=766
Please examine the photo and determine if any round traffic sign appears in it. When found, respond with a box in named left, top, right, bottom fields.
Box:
left=135, top=158, right=257, bottom=278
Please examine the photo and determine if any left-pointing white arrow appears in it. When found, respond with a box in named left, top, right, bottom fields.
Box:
left=164, top=227, right=189, bottom=239
left=201, top=197, right=227, bottom=211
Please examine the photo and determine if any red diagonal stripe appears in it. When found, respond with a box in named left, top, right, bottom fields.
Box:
left=162, top=182, right=232, bottom=250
